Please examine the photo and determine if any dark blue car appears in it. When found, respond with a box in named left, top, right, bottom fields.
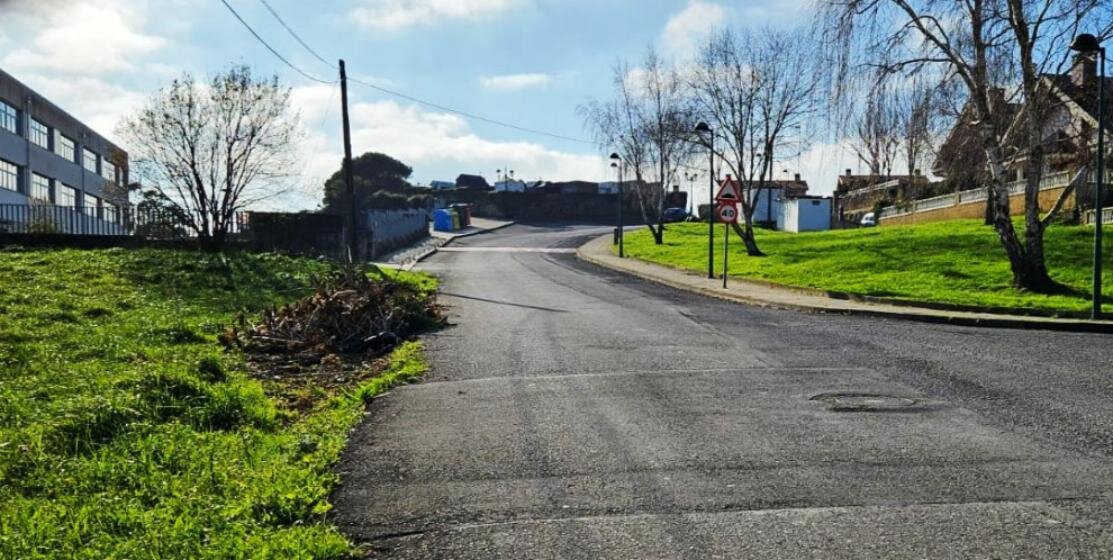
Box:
left=663, top=207, right=689, bottom=223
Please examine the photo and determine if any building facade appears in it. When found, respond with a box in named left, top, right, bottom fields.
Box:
left=0, top=68, right=128, bottom=221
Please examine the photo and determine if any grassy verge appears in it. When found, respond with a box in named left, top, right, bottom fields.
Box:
left=0, top=248, right=433, bottom=559
left=622, top=220, right=1113, bottom=314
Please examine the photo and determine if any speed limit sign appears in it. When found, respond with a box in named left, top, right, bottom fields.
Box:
left=716, top=204, right=738, bottom=224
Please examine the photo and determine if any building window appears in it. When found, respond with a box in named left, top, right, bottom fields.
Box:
left=83, top=194, right=99, bottom=217
left=0, top=160, right=18, bottom=192
left=103, top=201, right=118, bottom=223
left=0, top=101, right=17, bottom=134
left=56, top=133, right=76, bottom=163
left=83, top=148, right=98, bottom=174
left=101, top=161, right=116, bottom=184
left=30, top=119, right=50, bottom=150
left=56, top=184, right=77, bottom=207
left=31, top=173, right=51, bottom=201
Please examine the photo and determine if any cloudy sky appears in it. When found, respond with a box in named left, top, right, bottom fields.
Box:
left=0, top=0, right=853, bottom=210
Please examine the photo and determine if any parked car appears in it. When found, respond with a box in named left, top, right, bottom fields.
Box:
left=663, top=207, right=690, bottom=223
left=860, top=212, right=877, bottom=227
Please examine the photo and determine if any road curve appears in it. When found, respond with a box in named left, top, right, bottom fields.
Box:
left=332, top=223, right=1113, bottom=559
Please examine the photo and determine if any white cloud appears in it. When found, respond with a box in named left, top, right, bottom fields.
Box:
left=480, top=73, right=553, bottom=92
left=661, top=0, right=729, bottom=61
left=282, top=87, right=608, bottom=209
left=350, top=0, right=522, bottom=30
left=12, top=74, right=147, bottom=140
left=0, top=0, right=178, bottom=145
left=795, top=140, right=858, bottom=197
left=347, top=100, right=604, bottom=184
left=2, top=1, right=166, bottom=75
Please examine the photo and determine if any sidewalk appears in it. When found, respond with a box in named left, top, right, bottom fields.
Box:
left=376, top=218, right=515, bottom=270
left=577, top=233, right=1113, bottom=333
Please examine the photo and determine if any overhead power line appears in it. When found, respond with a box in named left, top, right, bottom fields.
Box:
left=258, top=0, right=334, bottom=69
left=245, top=0, right=594, bottom=146
left=346, top=77, right=594, bottom=145
left=219, top=0, right=335, bottom=84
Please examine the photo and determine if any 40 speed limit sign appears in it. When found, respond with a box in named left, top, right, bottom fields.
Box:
left=716, top=203, right=739, bottom=224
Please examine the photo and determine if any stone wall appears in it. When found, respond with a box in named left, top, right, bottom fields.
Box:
left=363, top=209, right=428, bottom=259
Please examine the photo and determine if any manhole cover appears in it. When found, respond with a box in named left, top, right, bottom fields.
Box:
left=811, top=392, right=918, bottom=412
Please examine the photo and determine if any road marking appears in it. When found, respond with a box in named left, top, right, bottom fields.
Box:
left=439, top=247, right=577, bottom=253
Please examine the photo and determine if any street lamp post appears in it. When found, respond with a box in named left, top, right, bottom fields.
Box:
left=696, top=122, right=715, bottom=279
left=610, top=153, right=625, bottom=258
left=1071, top=34, right=1106, bottom=319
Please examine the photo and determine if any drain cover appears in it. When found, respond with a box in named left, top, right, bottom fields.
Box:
left=811, top=392, right=918, bottom=412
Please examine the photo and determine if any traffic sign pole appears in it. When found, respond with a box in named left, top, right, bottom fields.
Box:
left=723, top=221, right=729, bottom=289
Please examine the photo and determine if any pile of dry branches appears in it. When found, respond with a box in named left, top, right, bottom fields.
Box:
left=222, top=266, right=441, bottom=365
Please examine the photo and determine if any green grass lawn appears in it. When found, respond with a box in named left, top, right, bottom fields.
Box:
left=0, top=248, right=433, bottom=559
left=623, top=220, right=1113, bottom=314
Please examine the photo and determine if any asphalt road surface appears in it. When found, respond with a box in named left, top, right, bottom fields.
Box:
left=333, top=223, right=1113, bottom=559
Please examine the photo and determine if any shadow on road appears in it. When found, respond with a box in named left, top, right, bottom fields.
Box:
left=440, top=291, right=569, bottom=313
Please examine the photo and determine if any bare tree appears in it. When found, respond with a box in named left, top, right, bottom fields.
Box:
left=691, top=27, right=820, bottom=256
left=120, top=65, right=299, bottom=251
left=850, top=77, right=901, bottom=177
left=581, top=50, right=695, bottom=244
left=895, top=74, right=940, bottom=178
left=823, top=0, right=1112, bottom=291
left=847, top=69, right=943, bottom=188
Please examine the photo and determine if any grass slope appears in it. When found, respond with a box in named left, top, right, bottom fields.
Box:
left=623, top=220, right=1113, bottom=314
left=0, top=248, right=432, bottom=559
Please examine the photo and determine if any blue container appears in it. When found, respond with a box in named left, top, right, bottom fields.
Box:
left=432, top=209, right=454, bottom=232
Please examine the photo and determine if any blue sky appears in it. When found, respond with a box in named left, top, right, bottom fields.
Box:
left=0, top=0, right=846, bottom=210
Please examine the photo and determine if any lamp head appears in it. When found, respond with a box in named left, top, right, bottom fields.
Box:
left=694, top=122, right=712, bottom=134
left=609, top=152, right=621, bottom=161
left=1070, top=33, right=1102, bottom=53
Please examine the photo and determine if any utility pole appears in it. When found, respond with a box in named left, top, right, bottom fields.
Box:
left=340, top=59, right=358, bottom=262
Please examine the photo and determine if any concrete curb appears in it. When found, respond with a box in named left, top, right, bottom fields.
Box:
left=436, top=220, right=517, bottom=249
left=399, top=221, right=519, bottom=271
left=577, top=234, right=1113, bottom=334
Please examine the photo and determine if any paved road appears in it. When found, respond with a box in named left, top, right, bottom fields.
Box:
left=333, top=223, right=1113, bottom=559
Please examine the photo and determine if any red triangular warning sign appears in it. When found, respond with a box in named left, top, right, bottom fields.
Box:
left=715, top=177, right=740, bottom=202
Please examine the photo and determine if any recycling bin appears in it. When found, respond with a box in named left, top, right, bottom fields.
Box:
left=432, top=209, right=454, bottom=232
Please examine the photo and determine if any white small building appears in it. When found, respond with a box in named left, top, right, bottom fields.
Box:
left=780, top=196, right=832, bottom=232
left=493, top=179, right=527, bottom=192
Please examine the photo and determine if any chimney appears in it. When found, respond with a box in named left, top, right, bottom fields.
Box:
left=845, top=169, right=852, bottom=177
left=913, top=168, right=921, bottom=176
left=1070, top=52, right=1097, bottom=89
left=794, top=173, right=802, bottom=182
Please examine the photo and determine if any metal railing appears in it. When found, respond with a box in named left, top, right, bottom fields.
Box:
left=0, top=203, right=249, bottom=239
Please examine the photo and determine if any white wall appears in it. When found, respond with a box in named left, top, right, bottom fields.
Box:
left=782, top=198, right=832, bottom=232
left=494, top=180, right=526, bottom=192
left=749, top=187, right=785, bottom=228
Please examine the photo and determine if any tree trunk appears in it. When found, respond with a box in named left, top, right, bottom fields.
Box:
left=980, top=129, right=1054, bottom=291
left=1020, top=142, right=1056, bottom=292
left=198, top=229, right=226, bottom=253
left=983, top=183, right=994, bottom=225
left=732, top=213, right=765, bottom=257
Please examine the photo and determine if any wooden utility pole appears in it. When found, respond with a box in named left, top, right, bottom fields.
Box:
left=340, top=59, right=357, bottom=261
